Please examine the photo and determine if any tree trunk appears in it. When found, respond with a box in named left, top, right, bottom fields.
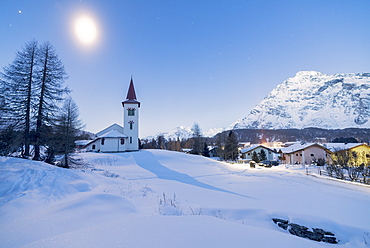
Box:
left=24, top=42, right=37, bottom=158
left=33, top=47, right=49, bottom=161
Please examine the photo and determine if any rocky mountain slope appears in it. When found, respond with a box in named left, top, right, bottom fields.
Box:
left=232, top=71, right=370, bottom=130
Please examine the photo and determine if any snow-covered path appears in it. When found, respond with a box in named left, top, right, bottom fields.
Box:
left=1, top=150, right=369, bottom=247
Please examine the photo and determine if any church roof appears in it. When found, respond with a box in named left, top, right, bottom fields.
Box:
left=96, top=123, right=124, bottom=137
left=122, top=78, right=140, bottom=107
left=98, top=130, right=127, bottom=138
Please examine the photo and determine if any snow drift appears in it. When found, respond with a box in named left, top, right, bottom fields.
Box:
left=1, top=151, right=369, bottom=247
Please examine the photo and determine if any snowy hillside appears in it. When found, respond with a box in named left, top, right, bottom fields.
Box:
left=1, top=151, right=370, bottom=247
left=232, top=71, right=370, bottom=130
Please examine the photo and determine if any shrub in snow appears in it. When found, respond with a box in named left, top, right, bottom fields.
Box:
left=212, top=210, right=225, bottom=220
left=92, top=156, right=119, bottom=166
left=325, top=164, right=335, bottom=177
left=361, top=165, right=370, bottom=184
left=333, top=165, right=345, bottom=179
left=57, top=153, right=87, bottom=169
left=103, top=170, right=119, bottom=178
left=346, top=165, right=362, bottom=182
left=159, top=193, right=182, bottom=216
left=324, top=163, right=370, bottom=184
left=316, top=158, right=326, bottom=166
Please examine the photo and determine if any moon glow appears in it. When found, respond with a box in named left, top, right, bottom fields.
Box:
left=74, top=15, right=98, bottom=45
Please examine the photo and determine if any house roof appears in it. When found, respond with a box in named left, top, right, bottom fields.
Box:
left=323, top=143, right=368, bottom=152
left=279, top=143, right=331, bottom=154
left=241, top=145, right=277, bottom=154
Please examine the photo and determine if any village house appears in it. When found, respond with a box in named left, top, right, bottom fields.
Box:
left=324, top=143, right=370, bottom=166
left=278, top=142, right=331, bottom=165
left=240, top=145, right=279, bottom=162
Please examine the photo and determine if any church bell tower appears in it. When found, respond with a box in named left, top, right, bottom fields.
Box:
left=122, top=78, right=140, bottom=151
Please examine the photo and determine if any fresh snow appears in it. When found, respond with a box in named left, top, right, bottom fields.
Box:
left=1, top=150, right=370, bottom=247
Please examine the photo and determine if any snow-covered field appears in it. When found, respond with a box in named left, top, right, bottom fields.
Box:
left=1, top=150, right=369, bottom=247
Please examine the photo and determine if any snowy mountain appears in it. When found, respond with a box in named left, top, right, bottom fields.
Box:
left=154, top=126, right=193, bottom=140
left=232, top=71, right=370, bottom=130
left=147, top=126, right=225, bottom=140
left=203, top=127, right=226, bottom=138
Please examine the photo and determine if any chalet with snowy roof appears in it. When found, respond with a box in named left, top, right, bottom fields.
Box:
left=323, top=143, right=370, bottom=165
left=240, top=145, right=279, bottom=162
left=279, top=143, right=331, bottom=165
left=84, top=78, right=140, bottom=152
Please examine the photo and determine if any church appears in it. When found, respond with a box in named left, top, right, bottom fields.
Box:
left=84, top=78, right=140, bottom=152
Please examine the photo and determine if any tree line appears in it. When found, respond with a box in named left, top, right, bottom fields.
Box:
left=224, top=128, right=370, bottom=144
left=140, top=123, right=240, bottom=161
left=0, top=40, right=84, bottom=167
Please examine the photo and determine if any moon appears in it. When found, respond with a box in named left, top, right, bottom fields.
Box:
left=74, top=15, right=98, bottom=45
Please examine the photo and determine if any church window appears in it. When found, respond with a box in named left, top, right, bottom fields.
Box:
left=120, top=138, right=125, bottom=145
left=128, top=108, right=135, bottom=116
left=129, top=120, right=134, bottom=130
left=101, top=138, right=105, bottom=145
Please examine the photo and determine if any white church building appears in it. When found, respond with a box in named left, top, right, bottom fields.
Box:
left=84, top=78, right=140, bottom=152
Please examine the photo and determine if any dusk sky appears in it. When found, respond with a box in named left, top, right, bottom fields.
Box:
left=1, top=0, right=370, bottom=138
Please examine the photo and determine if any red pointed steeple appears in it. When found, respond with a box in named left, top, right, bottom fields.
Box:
left=126, top=77, right=137, bottom=100
left=122, top=77, right=140, bottom=107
